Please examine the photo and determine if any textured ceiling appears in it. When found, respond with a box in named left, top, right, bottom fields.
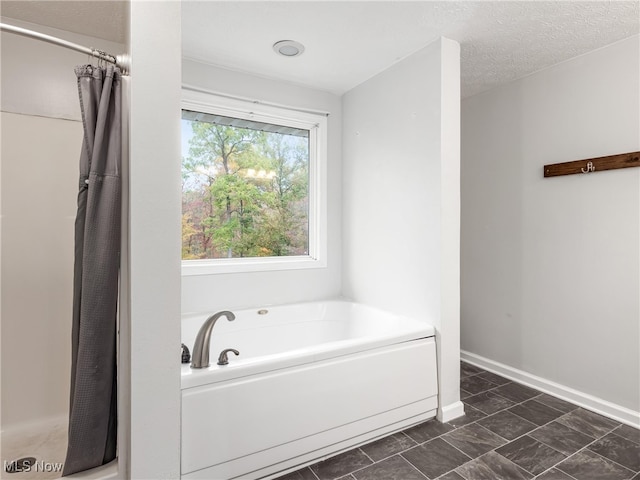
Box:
left=2, top=1, right=638, bottom=98
left=182, top=1, right=639, bottom=97
left=0, top=1, right=128, bottom=44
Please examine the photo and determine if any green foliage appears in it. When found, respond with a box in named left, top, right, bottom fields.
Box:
left=181, top=119, right=309, bottom=259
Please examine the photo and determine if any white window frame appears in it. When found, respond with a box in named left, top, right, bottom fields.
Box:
left=181, top=89, right=327, bottom=276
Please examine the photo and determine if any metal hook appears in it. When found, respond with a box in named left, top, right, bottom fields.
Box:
left=581, top=161, right=595, bottom=173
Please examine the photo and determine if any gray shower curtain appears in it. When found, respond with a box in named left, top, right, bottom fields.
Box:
left=63, top=64, right=121, bottom=476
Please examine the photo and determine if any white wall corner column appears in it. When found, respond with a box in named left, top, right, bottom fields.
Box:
left=128, top=1, right=182, bottom=478
left=436, top=37, right=463, bottom=423
left=342, top=36, right=463, bottom=424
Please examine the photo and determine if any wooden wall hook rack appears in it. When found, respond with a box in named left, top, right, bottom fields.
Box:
left=543, top=151, right=640, bottom=178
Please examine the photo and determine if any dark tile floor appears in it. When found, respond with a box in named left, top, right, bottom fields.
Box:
left=275, top=361, right=640, bottom=480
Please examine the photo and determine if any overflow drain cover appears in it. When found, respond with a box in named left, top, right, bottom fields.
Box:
left=5, top=457, right=37, bottom=473
left=257, top=309, right=268, bottom=315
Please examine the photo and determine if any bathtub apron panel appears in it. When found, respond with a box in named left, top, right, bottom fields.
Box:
left=181, top=338, right=437, bottom=478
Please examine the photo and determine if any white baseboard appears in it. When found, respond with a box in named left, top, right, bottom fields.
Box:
left=461, top=350, right=640, bottom=429
left=437, top=401, right=465, bottom=423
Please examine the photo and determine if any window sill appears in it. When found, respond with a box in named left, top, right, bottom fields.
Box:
left=181, top=255, right=326, bottom=276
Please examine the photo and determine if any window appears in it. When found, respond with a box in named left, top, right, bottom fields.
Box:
left=181, top=90, right=327, bottom=275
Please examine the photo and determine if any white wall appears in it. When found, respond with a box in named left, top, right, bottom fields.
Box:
left=0, top=18, right=125, bottom=430
left=181, top=59, right=342, bottom=313
left=127, top=2, right=181, bottom=478
left=0, top=17, right=125, bottom=121
left=461, top=36, right=640, bottom=415
left=342, top=38, right=462, bottom=421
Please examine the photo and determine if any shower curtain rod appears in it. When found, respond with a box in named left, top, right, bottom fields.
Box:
left=1, top=22, right=130, bottom=74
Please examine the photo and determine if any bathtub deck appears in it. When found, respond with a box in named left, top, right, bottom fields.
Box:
left=273, top=362, right=640, bottom=480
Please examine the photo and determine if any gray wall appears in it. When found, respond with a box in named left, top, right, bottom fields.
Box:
left=461, top=36, right=639, bottom=413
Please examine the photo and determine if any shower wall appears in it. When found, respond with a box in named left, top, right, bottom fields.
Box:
left=1, top=112, right=79, bottom=428
left=0, top=18, right=125, bottom=431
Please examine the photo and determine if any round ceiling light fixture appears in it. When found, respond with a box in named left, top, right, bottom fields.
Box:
left=273, top=40, right=305, bottom=57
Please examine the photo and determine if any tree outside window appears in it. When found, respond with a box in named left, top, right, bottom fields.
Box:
left=181, top=111, right=310, bottom=260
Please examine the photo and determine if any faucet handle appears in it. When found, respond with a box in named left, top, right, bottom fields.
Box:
left=181, top=343, right=191, bottom=364
left=217, top=348, right=240, bottom=366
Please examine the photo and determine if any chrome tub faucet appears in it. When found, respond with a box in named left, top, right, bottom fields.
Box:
left=191, top=311, right=236, bottom=368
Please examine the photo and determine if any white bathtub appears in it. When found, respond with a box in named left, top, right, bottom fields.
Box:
left=180, top=300, right=438, bottom=479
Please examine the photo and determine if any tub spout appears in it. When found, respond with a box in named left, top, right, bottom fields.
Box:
left=191, top=311, right=236, bottom=368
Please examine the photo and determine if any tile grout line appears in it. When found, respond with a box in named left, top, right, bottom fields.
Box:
left=310, top=431, right=425, bottom=479
left=533, top=464, right=581, bottom=480
left=345, top=429, right=454, bottom=479
left=357, top=448, right=374, bottom=465
left=458, top=366, right=639, bottom=479
left=454, top=391, right=573, bottom=477
left=552, top=407, right=640, bottom=476
left=400, top=430, right=419, bottom=445
left=459, top=370, right=624, bottom=479
left=610, top=427, right=640, bottom=447
left=528, top=428, right=586, bottom=458
left=296, top=366, right=637, bottom=480
left=462, top=383, right=540, bottom=414
left=460, top=365, right=573, bottom=479
left=440, top=408, right=530, bottom=479
left=527, top=409, right=621, bottom=453
left=464, top=363, right=634, bottom=433
left=542, top=424, right=636, bottom=478
left=485, top=406, right=593, bottom=476
left=403, top=456, right=430, bottom=480
left=400, top=428, right=475, bottom=479
left=396, top=453, right=432, bottom=480
left=464, top=390, right=544, bottom=423
left=403, top=418, right=494, bottom=479
left=336, top=451, right=378, bottom=479
left=335, top=447, right=429, bottom=480
left=440, top=435, right=474, bottom=462
left=467, top=389, right=639, bottom=479
left=444, top=428, right=530, bottom=479
left=438, top=390, right=559, bottom=480
left=344, top=432, right=427, bottom=477
left=583, top=443, right=639, bottom=475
